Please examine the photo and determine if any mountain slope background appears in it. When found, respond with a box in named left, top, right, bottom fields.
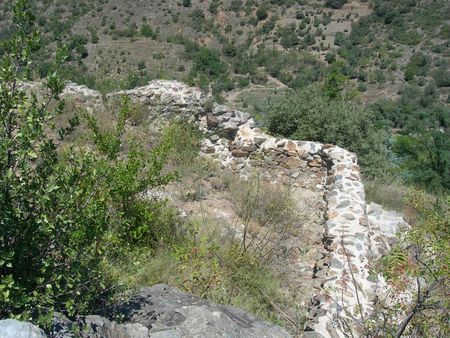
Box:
left=0, top=0, right=448, bottom=104
left=1, top=0, right=448, bottom=189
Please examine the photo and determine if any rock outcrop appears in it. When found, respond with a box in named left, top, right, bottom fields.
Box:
left=0, top=319, right=47, bottom=338
left=50, top=284, right=290, bottom=338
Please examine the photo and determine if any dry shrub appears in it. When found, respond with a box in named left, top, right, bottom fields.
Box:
left=365, top=178, right=407, bottom=212
left=229, top=172, right=299, bottom=262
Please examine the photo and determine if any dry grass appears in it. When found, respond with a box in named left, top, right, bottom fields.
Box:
left=365, top=178, right=407, bottom=212
left=229, top=172, right=299, bottom=263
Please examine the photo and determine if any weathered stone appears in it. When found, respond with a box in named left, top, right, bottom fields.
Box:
left=206, top=113, right=219, bottom=128
left=0, top=319, right=47, bottom=338
left=221, top=121, right=239, bottom=139
left=301, top=331, right=326, bottom=338
left=291, top=171, right=300, bottom=179
left=254, top=136, right=267, bottom=146
left=284, top=140, right=298, bottom=152
left=330, top=258, right=344, bottom=269
left=308, top=160, right=322, bottom=168
left=315, top=171, right=327, bottom=179
left=284, top=157, right=303, bottom=169
left=275, top=154, right=288, bottom=163
left=241, top=144, right=258, bottom=152
left=51, top=285, right=291, bottom=338
left=277, top=140, right=286, bottom=147
left=314, top=269, right=327, bottom=278
left=231, top=149, right=249, bottom=158
left=202, top=145, right=215, bottom=154
left=342, top=213, right=356, bottom=220
left=337, top=200, right=351, bottom=209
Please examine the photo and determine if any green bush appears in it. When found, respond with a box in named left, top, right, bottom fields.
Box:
left=278, top=24, right=299, bottom=49
left=404, top=52, right=429, bottom=82
left=334, top=31, right=346, bottom=46
left=89, top=27, right=99, bottom=44
left=393, top=131, right=450, bottom=191
left=432, top=67, right=450, bottom=87
left=0, top=1, right=175, bottom=327
left=325, top=0, right=348, bottom=9
left=140, top=23, right=157, bottom=39
left=189, top=8, right=205, bottom=32
left=266, top=85, right=389, bottom=176
left=191, top=47, right=228, bottom=80
left=256, top=5, right=269, bottom=21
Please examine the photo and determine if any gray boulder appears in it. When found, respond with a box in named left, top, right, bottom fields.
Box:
left=52, top=284, right=291, bottom=338
left=0, top=319, right=47, bottom=338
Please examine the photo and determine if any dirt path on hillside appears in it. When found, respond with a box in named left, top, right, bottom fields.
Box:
left=225, top=76, right=289, bottom=103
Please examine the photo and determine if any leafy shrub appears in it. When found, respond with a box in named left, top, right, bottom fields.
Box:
left=69, top=34, right=89, bottom=59
left=393, top=131, right=450, bottom=191
left=256, top=5, right=269, bottom=21
left=89, top=27, right=99, bottom=44
left=325, top=0, right=348, bottom=9
left=191, top=47, right=228, bottom=80
left=334, top=32, right=346, bottom=46
left=0, top=1, right=175, bottom=327
left=140, top=23, right=157, bottom=39
left=325, top=52, right=336, bottom=64
left=432, top=67, right=450, bottom=87
left=229, top=0, right=243, bottom=12
left=404, top=52, right=429, bottom=81
left=266, top=86, right=389, bottom=176
left=137, top=60, right=146, bottom=70
left=357, top=82, right=367, bottom=92
left=278, top=24, right=299, bottom=49
left=209, top=1, right=220, bottom=14
left=189, top=8, right=205, bottom=32
left=163, top=121, right=203, bottom=172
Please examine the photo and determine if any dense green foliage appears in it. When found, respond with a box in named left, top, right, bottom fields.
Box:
left=0, top=1, right=176, bottom=326
left=370, top=84, right=449, bottom=192
left=266, top=85, right=389, bottom=177
left=393, top=131, right=450, bottom=191
left=325, top=0, right=347, bottom=10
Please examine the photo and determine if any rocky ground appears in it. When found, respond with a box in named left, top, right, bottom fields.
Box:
left=1, top=285, right=290, bottom=338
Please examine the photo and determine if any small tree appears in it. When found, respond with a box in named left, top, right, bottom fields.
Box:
left=256, top=5, right=269, bottom=21
left=140, top=23, right=156, bottom=39
left=393, top=131, right=450, bottom=192
left=0, top=0, right=175, bottom=327
left=325, top=0, right=348, bottom=9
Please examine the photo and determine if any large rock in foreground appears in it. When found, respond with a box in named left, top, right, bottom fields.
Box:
left=0, top=319, right=47, bottom=338
left=52, top=284, right=290, bottom=338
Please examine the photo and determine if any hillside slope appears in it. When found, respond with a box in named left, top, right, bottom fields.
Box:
left=1, top=0, right=448, bottom=109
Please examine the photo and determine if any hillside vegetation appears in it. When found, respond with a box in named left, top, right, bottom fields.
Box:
left=0, top=0, right=448, bottom=191
left=0, top=1, right=449, bottom=337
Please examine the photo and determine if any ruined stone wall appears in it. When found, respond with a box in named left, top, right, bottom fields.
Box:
left=60, top=80, right=408, bottom=338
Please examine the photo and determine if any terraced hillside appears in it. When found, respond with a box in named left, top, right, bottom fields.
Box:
left=1, top=0, right=448, bottom=109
